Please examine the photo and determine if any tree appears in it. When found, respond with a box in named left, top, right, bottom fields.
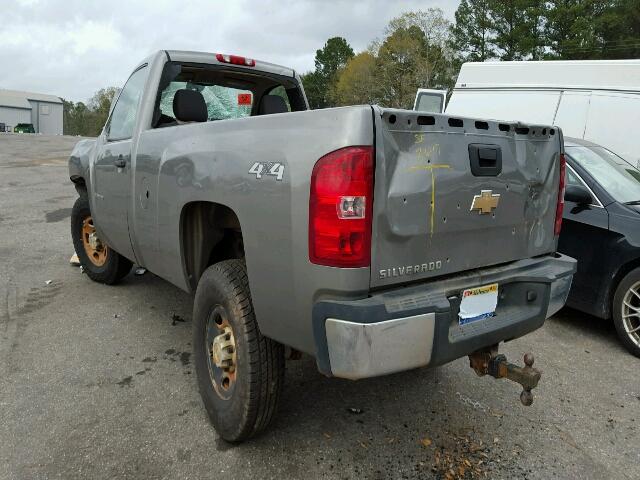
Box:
left=88, top=87, right=119, bottom=134
left=489, top=0, right=546, bottom=60
left=62, top=87, right=119, bottom=136
left=449, top=0, right=495, bottom=62
left=615, top=0, right=640, bottom=58
left=300, top=71, right=325, bottom=109
left=375, top=25, right=439, bottom=108
left=387, top=9, right=451, bottom=50
left=385, top=9, right=456, bottom=90
left=333, top=9, right=455, bottom=109
left=449, top=0, right=636, bottom=62
left=574, top=0, right=640, bottom=59
left=333, top=52, right=379, bottom=106
left=541, top=0, right=640, bottom=60
left=303, top=37, right=354, bottom=109
left=544, top=0, right=603, bottom=59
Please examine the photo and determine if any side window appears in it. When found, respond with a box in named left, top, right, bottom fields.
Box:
left=267, top=85, right=291, bottom=112
left=107, top=66, right=148, bottom=141
left=415, top=92, right=444, bottom=113
left=565, top=164, right=602, bottom=206
left=565, top=166, right=586, bottom=188
left=566, top=168, right=584, bottom=187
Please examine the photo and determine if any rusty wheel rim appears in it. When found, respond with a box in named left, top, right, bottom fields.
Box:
left=205, top=305, right=237, bottom=400
left=622, top=281, right=640, bottom=348
left=81, top=216, right=108, bottom=267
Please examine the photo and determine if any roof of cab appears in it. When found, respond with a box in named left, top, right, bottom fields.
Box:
left=164, top=50, right=295, bottom=78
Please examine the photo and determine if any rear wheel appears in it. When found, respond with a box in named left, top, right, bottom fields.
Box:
left=613, top=268, right=640, bottom=358
left=193, top=259, right=284, bottom=442
left=70, top=195, right=132, bottom=284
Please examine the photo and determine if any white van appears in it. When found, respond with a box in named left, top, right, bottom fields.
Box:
left=444, top=60, right=640, bottom=166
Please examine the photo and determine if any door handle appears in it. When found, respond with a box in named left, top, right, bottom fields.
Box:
left=114, top=155, right=126, bottom=168
left=469, top=144, right=502, bottom=177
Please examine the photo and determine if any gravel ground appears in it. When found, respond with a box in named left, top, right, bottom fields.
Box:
left=1, top=133, right=638, bottom=480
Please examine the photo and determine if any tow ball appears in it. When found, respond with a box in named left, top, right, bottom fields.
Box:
left=468, top=347, right=541, bottom=406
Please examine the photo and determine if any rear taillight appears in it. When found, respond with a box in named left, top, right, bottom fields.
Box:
left=215, top=53, right=256, bottom=67
left=309, top=146, right=374, bottom=267
left=554, top=153, right=566, bottom=235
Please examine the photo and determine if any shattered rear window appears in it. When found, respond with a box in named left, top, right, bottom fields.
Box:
left=159, top=82, right=252, bottom=121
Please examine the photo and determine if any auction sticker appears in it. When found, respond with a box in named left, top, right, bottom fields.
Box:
left=458, top=283, right=498, bottom=325
left=238, top=93, right=252, bottom=105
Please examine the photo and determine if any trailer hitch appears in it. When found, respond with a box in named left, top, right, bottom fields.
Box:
left=468, top=347, right=541, bottom=406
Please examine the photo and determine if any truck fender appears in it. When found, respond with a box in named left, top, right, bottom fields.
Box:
left=68, top=138, right=97, bottom=193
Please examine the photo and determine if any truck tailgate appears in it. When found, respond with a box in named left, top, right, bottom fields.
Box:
left=371, top=107, right=563, bottom=289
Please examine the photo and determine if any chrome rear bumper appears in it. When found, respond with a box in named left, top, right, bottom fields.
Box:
left=325, top=314, right=435, bottom=380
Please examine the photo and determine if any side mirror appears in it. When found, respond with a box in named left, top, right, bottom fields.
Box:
left=564, top=185, right=592, bottom=205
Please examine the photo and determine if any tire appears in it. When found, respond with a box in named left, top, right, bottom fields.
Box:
left=70, top=195, right=132, bottom=285
left=193, top=259, right=284, bottom=442
left=612, top=268, right=640, bottom=358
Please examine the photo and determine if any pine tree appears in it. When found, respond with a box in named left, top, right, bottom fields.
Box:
left=489, top=0, right=545, bottom=60
left=449, top=0, right=495, bottom=61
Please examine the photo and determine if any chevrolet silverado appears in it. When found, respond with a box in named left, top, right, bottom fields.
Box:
left=68, top=50, right=576, bottom=442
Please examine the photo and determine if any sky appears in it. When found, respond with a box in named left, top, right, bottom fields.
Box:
left=1, top=0, right=459, bottom=103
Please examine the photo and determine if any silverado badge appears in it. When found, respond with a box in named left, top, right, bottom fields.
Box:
left=470, top=190, right=500, bottom=214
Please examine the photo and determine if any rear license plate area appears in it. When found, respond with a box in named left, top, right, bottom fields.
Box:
left=458, top=283, right=498, bottom=325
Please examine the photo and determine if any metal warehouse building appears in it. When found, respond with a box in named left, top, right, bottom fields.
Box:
left=0, top=89, right=63, bottom=135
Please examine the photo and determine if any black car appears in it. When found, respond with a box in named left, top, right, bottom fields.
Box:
left=559, top=137, right=640, bottom=357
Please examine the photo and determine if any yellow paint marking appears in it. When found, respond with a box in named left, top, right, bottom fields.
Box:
left=409, top=164, right=451, bottom=237
left=415, top=144, right=441, bottom=159
left=409, top=164, right=451, bottom=171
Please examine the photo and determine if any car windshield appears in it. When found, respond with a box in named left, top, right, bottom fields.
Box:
left=566, top=145, right=640, bottom=204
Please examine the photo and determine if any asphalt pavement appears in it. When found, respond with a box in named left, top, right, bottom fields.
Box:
left=1, top=134, right=638, bottom=480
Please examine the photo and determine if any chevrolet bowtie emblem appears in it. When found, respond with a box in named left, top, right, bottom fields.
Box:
left=470, top=190, right=500, bottom=214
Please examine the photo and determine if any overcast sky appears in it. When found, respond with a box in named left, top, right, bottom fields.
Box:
left=1, top=0, right=459, bottom=102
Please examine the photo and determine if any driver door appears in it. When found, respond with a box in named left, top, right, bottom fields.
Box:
left=92, top=65, right=148, bottom=261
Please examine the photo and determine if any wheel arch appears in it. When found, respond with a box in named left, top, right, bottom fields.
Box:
left=608, top=258, right=640, bottom=318
left=70, top=175, right=87, bottom=196
left=68, top=138, right=96, bottom=193
left=180, top=201, right=244, bottom=292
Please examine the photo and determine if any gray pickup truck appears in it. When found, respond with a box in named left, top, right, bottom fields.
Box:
left=68, top=50, right=576, bottom=442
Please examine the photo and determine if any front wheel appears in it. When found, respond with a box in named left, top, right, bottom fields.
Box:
left=193, top=259, right=284, bottom=442
left=612, top=268, right=640, bottom=358
left=70, top=195, right=132, bottom=284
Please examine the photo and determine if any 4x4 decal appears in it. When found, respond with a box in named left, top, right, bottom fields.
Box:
left=249, top=162, right=285, bottom=181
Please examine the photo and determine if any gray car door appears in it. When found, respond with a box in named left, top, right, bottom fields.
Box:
left=92, top=65, right=148, bottom=261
